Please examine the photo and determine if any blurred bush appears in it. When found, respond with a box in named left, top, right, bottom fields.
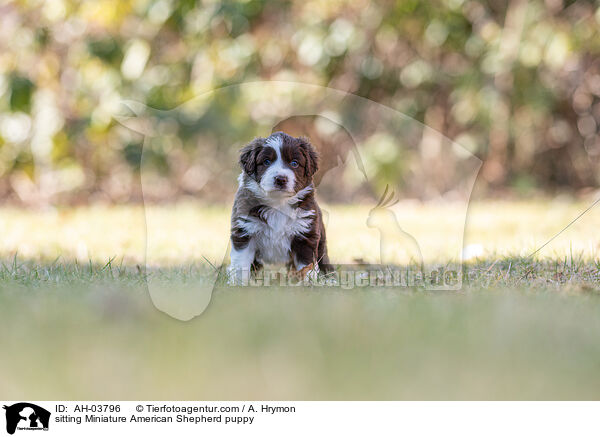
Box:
left=1, top=0, right=600, bottom=204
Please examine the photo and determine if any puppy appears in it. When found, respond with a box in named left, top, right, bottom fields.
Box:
left=228, top=132, right=332, bottom=285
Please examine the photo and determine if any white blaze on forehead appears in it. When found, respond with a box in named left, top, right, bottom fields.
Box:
left=265, top=134, right=283, bottom=151
left=260, top=133, right=295, bottom=193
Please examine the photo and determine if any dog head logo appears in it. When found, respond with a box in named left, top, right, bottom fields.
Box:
left=3, top=403, right=50, bottom=435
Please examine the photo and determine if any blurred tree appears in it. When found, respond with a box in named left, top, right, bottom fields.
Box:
left=9, top=75, right=35, bottom=113
left=0, top=0, right=599, bottom=204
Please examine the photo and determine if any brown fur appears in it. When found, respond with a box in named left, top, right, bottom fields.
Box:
left=231, top=132, right=332, bottom=274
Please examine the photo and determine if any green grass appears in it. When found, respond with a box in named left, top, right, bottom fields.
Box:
left=1, top=200, right=600, bottom=399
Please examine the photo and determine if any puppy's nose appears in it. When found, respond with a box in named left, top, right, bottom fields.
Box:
left=274, top=175, right=288, bottom=188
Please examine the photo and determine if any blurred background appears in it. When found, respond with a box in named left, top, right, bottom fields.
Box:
left=3, top=0, right=600, bottom=402
left=1, top=0, right=600, bottom=206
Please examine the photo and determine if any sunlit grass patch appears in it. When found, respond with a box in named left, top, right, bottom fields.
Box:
left=2, top=199, right=600, bottom=399
left=2, top=199, right=600, bottom=267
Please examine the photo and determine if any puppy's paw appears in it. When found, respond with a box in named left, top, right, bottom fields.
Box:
left=303, top=264, right=319, bottom=283
left=288, top=262, right=312, bottom=284
left=227, top=266, right=250, bottom=286
left=289, top=262, right=320, bottom=285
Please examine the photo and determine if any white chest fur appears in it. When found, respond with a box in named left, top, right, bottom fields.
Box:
left=237, top=204, right=314, bottom=264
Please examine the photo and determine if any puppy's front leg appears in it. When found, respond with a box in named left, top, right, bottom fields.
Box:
left=228, top=239, right=256, bottom=285
left=291, top=236, right=319, bottom=282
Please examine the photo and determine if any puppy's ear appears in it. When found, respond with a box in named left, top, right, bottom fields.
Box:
left=239, top=138, right=264, bottom=176
left=299, top=137, right=319, bottom=178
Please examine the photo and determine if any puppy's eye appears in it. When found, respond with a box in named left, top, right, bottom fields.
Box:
left=263, top=159, right=271, bottom=166
left=290, top=160, right=299, bottom=168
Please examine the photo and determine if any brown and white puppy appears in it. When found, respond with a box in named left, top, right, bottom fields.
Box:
left=228, top=132, right=331, bottom=285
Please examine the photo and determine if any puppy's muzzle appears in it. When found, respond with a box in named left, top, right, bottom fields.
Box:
left=274, top=175, right=288, bottom=189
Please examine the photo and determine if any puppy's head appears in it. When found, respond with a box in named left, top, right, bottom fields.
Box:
left=239, top=132, right=318, bottom=197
